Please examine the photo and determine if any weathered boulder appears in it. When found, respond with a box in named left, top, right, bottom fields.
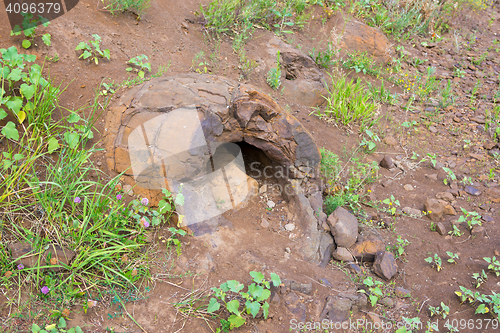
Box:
left=424, top=198, right=447, bottom=221
left=339, top=20, right=393, bottom=64
left=350, top=228, right=385, bottom=261
left=105, top=74, right=321, bottom=216
left=327, top=207, right=358, bottom=248
left=266, top=36, right=328, bottom=107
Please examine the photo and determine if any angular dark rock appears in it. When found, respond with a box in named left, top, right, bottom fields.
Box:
left=465, top=186, right=482, bottom=196
left=332, top=247, right=354, bottom=262
left=436, top=222, right=447, bottom=235
left=395, top=287, right=411, bottom=298
left=283, top=291, right=307, bottom=322
left=372, top=251, right=398, bottom=280
left=379, top=155, right=395, bottom=169
left=320, top=296, right=352, bottom=323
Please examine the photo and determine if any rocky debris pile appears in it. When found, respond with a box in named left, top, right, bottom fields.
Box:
left=323, top=206, right=398, bottom=281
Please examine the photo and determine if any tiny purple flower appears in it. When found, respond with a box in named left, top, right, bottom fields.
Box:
left=74, top=197, right=81, bottom=204
left=116, top=194, right=122, bottom=200
left=17, top=263, right=24, bottom=270
left=141, top=197, right=149, bottom=206
left=41, top=286, right=49, bottom=294
left=140, top=217, right=150, bottom=228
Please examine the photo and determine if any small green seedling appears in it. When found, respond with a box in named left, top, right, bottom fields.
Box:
left=267, top=51, right=281, bottom=90
left=483, top=256, right=500, bottom=276
left=446, top=251, right=459, bottom=264
left=426, top=153, right=437, bottom=168
left=425, top=254, right=442, bottom=271
left=428, top=302, right=450, bottom=319
left=75, top=34, right=110, bottom=65
left=442, top=167, right=456, bottom=185
left=402, top=120, right=417, bottom=128
left=31, top=317, right=83, bottom=332
left=127, top=54, right=151, bottom=78
left=389, top=236, right=410, bottom=258
left=448, top=225, right=463, bottom=237
left=207, top=272, right=281, bottom=330
left=457, top=208, right=481, bottom=231
left=382, top=195, right=400, bottom=215
left=360, top=277, right=384, bottom=307
left=472, top=270, right=488, bottom=288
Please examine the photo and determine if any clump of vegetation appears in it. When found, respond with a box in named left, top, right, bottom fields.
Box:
left=0, top=46, right=61, bottom=138
left=267, top=50, right=281, bottom=90
left=311, top=73, right=379, bottom=129
left=207, top=271, right=281, bottom=330
left=75, top=34, right=110, bottom=65
left=320, top=148, right=379, bottom=215
left=199, top=0, right=325, bottom=50
left=101, top=0, right=152, bottom=18
left=10, top=13, right=51, bottom=49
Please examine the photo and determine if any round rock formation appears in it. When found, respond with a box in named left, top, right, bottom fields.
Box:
left=105, top=74, right=321, bottom=227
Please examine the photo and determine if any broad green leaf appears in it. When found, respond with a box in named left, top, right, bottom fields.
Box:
left=75, top=327, right=83, bottom=333
left=22, top=40, right=32, bottom=49
left=10, top=25, right=22, bottom=36
left=207, top=298, right=220, bottom=313
left=226, top=299, right=240, bottom=315
left=158, top=200, right=171, bottom=214
left=42, top=34, right=51, bottom=47
left=103, top=49, right=110, bottom=60
left=47, top=137, right=59, bottom=153
left=228, top=314, right=245, bottom=328
left=6, top=96, right=23, bottom=114
left=58, top=317, right=66, bottom=328
left=369, top=294, right=378, bottom=307
left=40, top=16, right=50, bottom=27
left=262, top=301, right=269, bottom=318
left=45, top=324, right=56, bottom=330
left=363, top=277, right=374, bottom=287
left=13, top=153, right=23, bottom=161
left=20, top=83, right=35, bottom=100
left=67, top=113, right=81, bottom=123
left=75, top=42, right=89, bottom=51
left=245, top=300, right=260, bottom=318
left=250, top=271, right=265, bottom=284
left=476, top=304, right=489, bottom=314
left=270, top=273, right=281, bottom=287
left=226, top=280, right=244, bottom=293
left=257, top=289, right=271, bottom=302
left=67, top=329, right=76, bottom=333
left=31, top=323, right=41, bottom=333
left=174, top=193, right=184, bottom=206
left=248, top=284, right=263, bottom=299
left=64, top=132, right=80, bottom=149
left=82, top=51, right=92, bottom=60
left=138, top=70, right=144, bottom=78
left=7, top=68, right=22, bottom=81
left=2, top=121, right=19, bottom=140
left=17, top=110, right=26, bottom=123
left=0, top=109, right=7, bottom=121
left=126, top=67, right=133, bottom=72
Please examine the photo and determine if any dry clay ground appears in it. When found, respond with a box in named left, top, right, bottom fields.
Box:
left=1, top=0, right=500, bottom=332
